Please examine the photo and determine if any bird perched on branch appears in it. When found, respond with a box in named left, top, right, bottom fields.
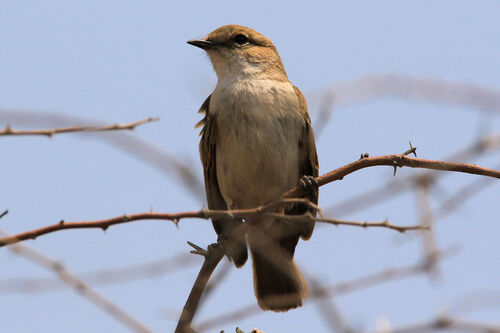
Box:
left=188, top=25, right=319, bottom=312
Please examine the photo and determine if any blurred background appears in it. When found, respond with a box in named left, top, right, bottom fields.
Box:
left=1, top=1, right=499, bottom=332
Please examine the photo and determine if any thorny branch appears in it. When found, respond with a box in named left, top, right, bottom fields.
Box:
left=0, top=117, right=158, bottom=137
left=284, top=153, right=500, bottom=198
left=3, top=149, right=499, bottom=248
left=325, top=134, right=500, bottom=217
left=0, top=198, right=425, bottom=248
left=0, top=110, right=205, bottom=200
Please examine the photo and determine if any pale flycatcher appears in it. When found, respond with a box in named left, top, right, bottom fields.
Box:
left=188, top=25, right=319, bottom=312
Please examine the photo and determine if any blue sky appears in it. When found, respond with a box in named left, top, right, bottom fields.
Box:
left=1, top=1, right=499, bottom=332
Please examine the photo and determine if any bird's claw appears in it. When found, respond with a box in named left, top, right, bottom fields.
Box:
left=299, top=175, right=319, bottom=203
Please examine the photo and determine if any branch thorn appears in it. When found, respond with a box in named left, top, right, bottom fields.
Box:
left=402, top=141, right=417, bottom=157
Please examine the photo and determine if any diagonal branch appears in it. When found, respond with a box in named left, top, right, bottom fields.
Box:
left=0, top=229, right=152, bottom=333
left=0, top=117, right=158, bottom=137
left=325, top=134, right=500, bottom=217
left=0, top=252, right=197, bottom=294
left=284, top=154, right=500, bottom=198
left=175, top=243, right=225, bottom=333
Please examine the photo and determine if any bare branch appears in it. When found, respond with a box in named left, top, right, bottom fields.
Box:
left=3, top=148, right=498, bottom=248
left=308, top=275, right=354, bottom=333
left=0, top=117, right=158, bottom=137
left=175, top=243, right=225, bottom=333
left=199, top=260, right=232, bottom=308
left=195, top=249, right=456, bottom=331
left=284, top=154, right=500, bottom=199
left=0, top=110, right=205, bottom=200
left=414, top=181, right=441, bottom=276
left=0, top=252, right=197, bottom=294
left=0, top=198, right=423, bottom=248
left=313, top=216, right=425, bottom=233
left=0, top=229, right=152, bottom=333
left=312, top=75, right=500, bottom=119
left=396, top=162, right=500, bottom=245
left=365, top=316, right=500, bottom=333
left=326, top=134, right=500, bottom=217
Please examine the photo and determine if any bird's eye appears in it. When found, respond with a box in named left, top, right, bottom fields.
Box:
left=233, top=34, right=248, bottom=45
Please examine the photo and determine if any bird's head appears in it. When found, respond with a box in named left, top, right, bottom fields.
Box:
left=188, top=25, right=287, bottom=81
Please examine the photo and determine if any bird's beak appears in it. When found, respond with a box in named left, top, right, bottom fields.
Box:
left=187, top=39, right=215, bottom=50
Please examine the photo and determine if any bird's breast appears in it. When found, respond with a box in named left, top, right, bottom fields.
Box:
left=211, top=79, right=303, bottom=209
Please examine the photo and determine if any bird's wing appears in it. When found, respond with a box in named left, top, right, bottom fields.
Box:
left=197, top=95, right=248, bottom=267
left=197, top=95, right=226, bottom=213
left=292, top=85, right=319, bottom=240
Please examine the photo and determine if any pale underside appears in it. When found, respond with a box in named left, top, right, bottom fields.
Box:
left=211, top=78, right=304, bottom=210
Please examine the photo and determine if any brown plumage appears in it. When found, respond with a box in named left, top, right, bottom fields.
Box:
left=190, top=25, right=319, bottom=312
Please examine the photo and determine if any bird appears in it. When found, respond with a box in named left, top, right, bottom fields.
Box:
left=188, top=24, right=319, bottom=312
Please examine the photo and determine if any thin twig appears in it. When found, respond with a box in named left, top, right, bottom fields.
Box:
left=314, top=216, right=424, bottom=233
left=0, top=110, right=205, bottom=200
left=0, top=117, right=158, bottom=137
left=0, top=229, right=152, bottom=333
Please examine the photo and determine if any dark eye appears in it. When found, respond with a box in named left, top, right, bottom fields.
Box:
left=233, top=34, right=248, bottom=45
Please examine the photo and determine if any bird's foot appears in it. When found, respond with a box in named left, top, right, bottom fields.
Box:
left=298, top=175, right=319, bottom=203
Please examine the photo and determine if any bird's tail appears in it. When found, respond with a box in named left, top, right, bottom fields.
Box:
left=248, top=222, right=308, bottom=312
